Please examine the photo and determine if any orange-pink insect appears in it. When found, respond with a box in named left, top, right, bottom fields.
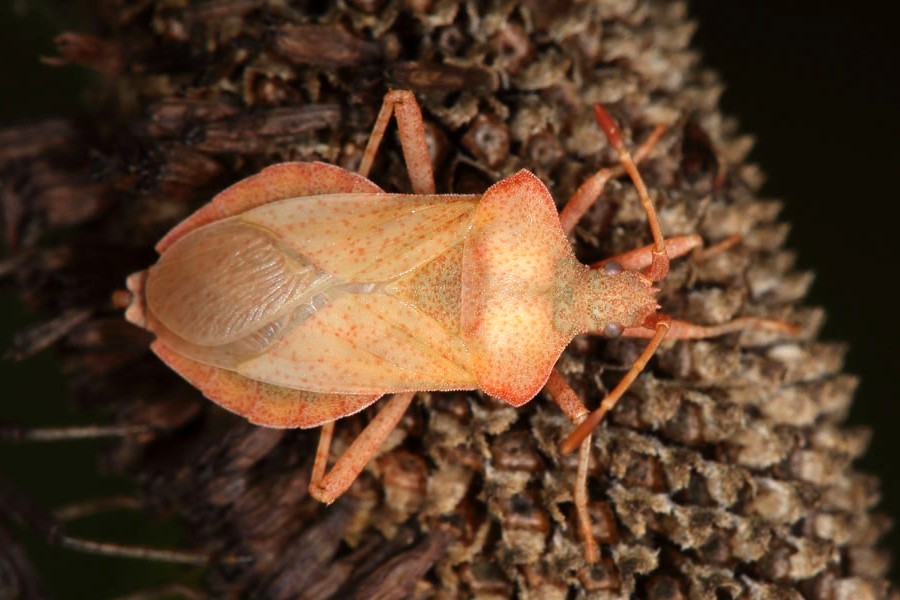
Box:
left=122, top=90, right=797, bottom=562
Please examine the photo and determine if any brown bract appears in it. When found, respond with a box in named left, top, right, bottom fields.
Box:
left=0, top=1, right=895, bottom=599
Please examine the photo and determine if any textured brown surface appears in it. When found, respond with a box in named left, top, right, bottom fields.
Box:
left=0, top=1, right=896, bottom=598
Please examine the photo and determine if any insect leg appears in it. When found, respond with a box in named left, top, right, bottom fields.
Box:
left=559, top=122, right=666, bottom=235
left=564, top=314, right=798, bottom=446
left=358, top=90, right=436, bottom=195
left=591, top=233, right=743, bottom=271
left=561, top=316, right=672, bottom=454
left=543, top=369, right=599, bottom=564
left=562, top=311, right=798, bottom=453
left=311, top=421, right=335, bottom=490
left=308, top=392, right=415, bottom=505
left=591, top=234, right=796, bottom=335
left=590, top=234, right=702, bottom=271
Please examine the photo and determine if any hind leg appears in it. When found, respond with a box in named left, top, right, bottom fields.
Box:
left=309, top=392, right=416, bottom=504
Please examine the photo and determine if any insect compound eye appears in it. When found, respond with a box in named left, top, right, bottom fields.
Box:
left=604, top=322, right=624, bottom=338
left=602, top=261, right=623, bottom=276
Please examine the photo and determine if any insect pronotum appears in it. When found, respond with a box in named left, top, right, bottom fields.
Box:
left=121, top=90, right=798, bottom=563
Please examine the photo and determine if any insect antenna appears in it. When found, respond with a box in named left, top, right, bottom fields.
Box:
left=560, top=315, right=671, bottom=453
left=592, top=104, right=670, bottom=281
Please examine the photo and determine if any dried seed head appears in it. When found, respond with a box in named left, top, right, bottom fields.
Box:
left=462, top=114, right=510, bottom=169
left=2, top=0, right=895, bottom=597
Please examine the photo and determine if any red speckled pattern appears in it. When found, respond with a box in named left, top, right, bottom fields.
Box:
left=141, top=161, right=484, bottom=415
left=460, top=170, right=578, bottom=405
left=156, top=162, right=382, bottom=253
left=244, top=192, right=478, bottom=282
left=151, top=340, right=381, bottom=429
left=235, top=290, right=477, bottom=393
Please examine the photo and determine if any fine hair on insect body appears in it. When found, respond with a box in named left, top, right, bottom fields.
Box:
left=120, top=90, right=798, bottom=563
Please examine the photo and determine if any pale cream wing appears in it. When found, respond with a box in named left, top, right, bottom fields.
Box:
left=148, top=192, right=481, bottom=395
left=241, top=193, right=480, bottom=282
left=156, top=162, right=383, bottom=253
left=235, top=291, right=477, bottom=394
left=152, top=340, right=381, bottom=428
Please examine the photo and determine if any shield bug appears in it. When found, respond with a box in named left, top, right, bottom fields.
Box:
left=121, top=90, right=797, bottom=562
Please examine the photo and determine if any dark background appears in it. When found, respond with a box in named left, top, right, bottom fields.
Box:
left=1, top=1, right=898, bottom=596
left=0, top=2, right=200, bottom=598
left=690, top=0, right=900, bottom=581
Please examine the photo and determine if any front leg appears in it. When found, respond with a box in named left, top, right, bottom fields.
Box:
left=591, top=234, right=702, bottom=271
left=590, top=233, right=743, bottom=271
left=559, top=122, right=667, bottom=235
left=562, top=310, right=799, bottom=453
